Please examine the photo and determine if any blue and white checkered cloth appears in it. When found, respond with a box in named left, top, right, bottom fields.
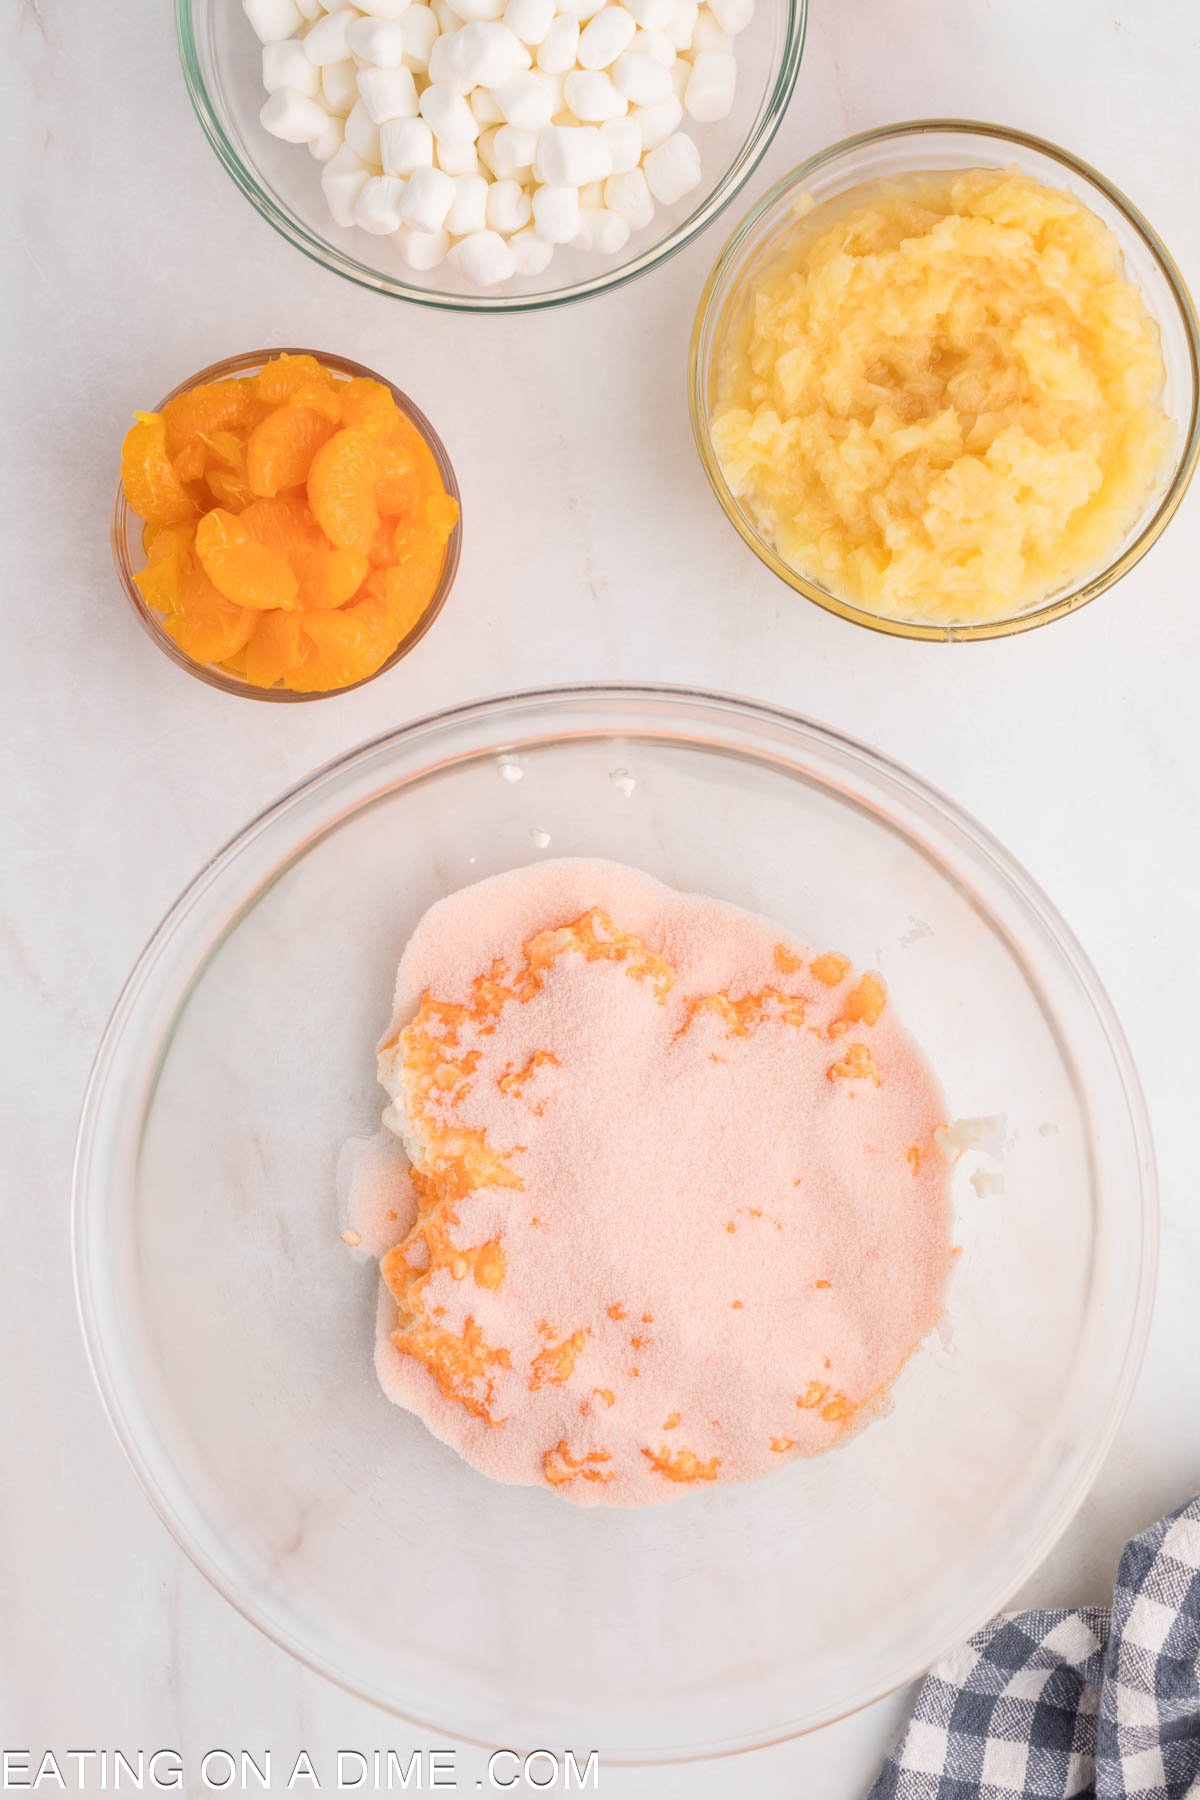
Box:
left=870, top=1496, right=1200, bottom=1799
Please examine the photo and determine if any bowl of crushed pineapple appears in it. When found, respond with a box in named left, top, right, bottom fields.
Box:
left=113, top=349, right=461, bottom=699
left=691, top=121, right=1199, bottom=640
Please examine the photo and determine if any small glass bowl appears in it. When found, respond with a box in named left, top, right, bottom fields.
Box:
left=112, top=347, right=462, bottom=703
left=690, top=120, right=1200, bottom=642
left=175, top=0, right=807, bottom=313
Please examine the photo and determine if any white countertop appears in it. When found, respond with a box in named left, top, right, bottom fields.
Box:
left=5, top=0, right=1199, bottom=1792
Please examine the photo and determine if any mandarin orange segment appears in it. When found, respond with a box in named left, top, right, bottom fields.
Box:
left=164, top=566, right=256, bottom=665
left=243, top=611, right=309, bottom=688
left=368, top=561, right=438, bottom=641
left=253, top=354, right=331, bottom=405
left=307, top=429, right=380, bottom=553
left=163, top=380, right=262, bottom=460
left=205, top=430, right=247, bottom=471
left=196, top=508, right=299, bottom=610
left=287, top=379, right=345, bottom=423
left=338, top=376, right=399, bottom=435
left=287, top=591, right=400, bottom=691
left=122, top=413, right=197, bottom=526
left=245, top=404, right=338, bottom=499
left=143, top=522, right=195, bottom=566
left=294, top=546, right=369, bottom=609
left=206, top=467, right=256, bottom=511
left=373, top=437, right=420, bottom=517
left=426, top=490, right=460, bottom=539
left=239, top=493, right=329, bottom=556
left=135, top=547, right=188, bottom=615
left=367, top=516, right=403, bottom=568
left=173, top=440, right=208, bottom=483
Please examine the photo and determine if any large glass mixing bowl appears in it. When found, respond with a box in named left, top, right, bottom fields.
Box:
left=72, top=686, right=1155, bottom=1762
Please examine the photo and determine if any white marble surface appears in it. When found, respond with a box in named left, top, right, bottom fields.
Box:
left=4, top=0, right=1200, bottom=1792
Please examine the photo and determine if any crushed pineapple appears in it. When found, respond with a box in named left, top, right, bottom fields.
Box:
left=711, top=169, right=1174, bottom=625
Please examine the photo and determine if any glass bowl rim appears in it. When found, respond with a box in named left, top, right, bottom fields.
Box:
left=111, top=345, right=463, bottom=703
left=688, top=118, right=1200, bottom=643
left=174, top=0, right=808, bottom=314
left=71, top=681, right=1159, bottom=1761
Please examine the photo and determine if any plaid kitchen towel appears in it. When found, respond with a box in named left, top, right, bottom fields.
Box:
left=870, top=1495, right=1200, bottom=1800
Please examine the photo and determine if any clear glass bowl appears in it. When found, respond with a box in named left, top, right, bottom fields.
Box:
left=690, top=121, right=1200, bottom=642
left=72, top=685, right=1155, bottom=1761
left=175, top=0, right=807, bottom=312
left=112, top=348, right=462, bottom=703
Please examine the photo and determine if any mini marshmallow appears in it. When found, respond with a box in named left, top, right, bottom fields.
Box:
left=354, top=173, right=408, bottom=231
left=642, top=126, right=700, bottom=201
left=321, top=59, right=360, bottom=114
left=491, top=122, right=538, bottom=172
left=445, top=171, right=489, bottom=233
left=666, top=0, right=697, bottom=48
left=262, top=41, right=321, bottom=96
left=684, top=49, right=734, bottom=120
left=574, top=204, right=631, bottom=252
left=576, top=4, right=637, bottom=66
left=558, top=0, right=606, bottom=20
left=435, top=136, right=480, bottom=172
left=494, top=70, right=555, bottom=127
left=705, top=0, right=752, bottom=31
left=611, top=48, right=672, bottom=101
left=399, top=164, right=456, bottom=229
left=360, top=0, right=413, bottom=16
left=427, top=26, right=464, bottom=79
left=486, top=176, right=533, bottom=232
left=536, top=122, right=612, bottom=184
left=344, top=97, right=383, bottom=159
left=625, top=0, right=674, bottom=26
left=578, top=179, right=604, bottom=205
left=296, top=0, right=323, bottom=19
left=535, top=13, right=579, bottom=68
left=469, top=86, right=505, bottom=125
left=505, top=0, right=555, bottom=43
left=243, top=0, right=303, bottom=43
left=321, top=146, right=369, bottom=222
left=531, top=67, right=565, bottom=109
left=432, top=0, right=460, bottom=32
left=420, top=81, right=481, bottom=144
left=604, top=163, right=653, bottom=227
left=510, top=227, right=555, bottom=272
left=633, top=92, right=681, bottom=147
left=309, top=117, right=346, bottom=159
left=669, top=55, right=689, bottom=96
left=632, top=26, right=675, bottom=61
left=451, top=20, right=528, bottom=86
left=304, top=6, right=358, bottom=63
left=381, top=114, right=436, bottom=171
left=397, top=225, right=451, bottom=268
left=564, top=68, right=627, bottom=119
left=261, top=88, right=331, bottom=143
left=532, top=182, right=580, bottom=242
left=692, top=8, right=731, bottom=50
left=347, top=15, right=408, bottom=63
left=402, top=5, right=440, bottom=69
left=449, top=228, right=517, bottom=284
left=599, top=112, right=642, bottom=170
left=357, top=65, right=420, bottom=122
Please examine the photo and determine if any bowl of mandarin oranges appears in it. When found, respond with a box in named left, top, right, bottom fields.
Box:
left=113, top=349, right=462, bottom=699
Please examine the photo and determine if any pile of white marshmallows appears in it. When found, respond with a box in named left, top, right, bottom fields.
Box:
left=245, top=0, right=749, bottom=286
